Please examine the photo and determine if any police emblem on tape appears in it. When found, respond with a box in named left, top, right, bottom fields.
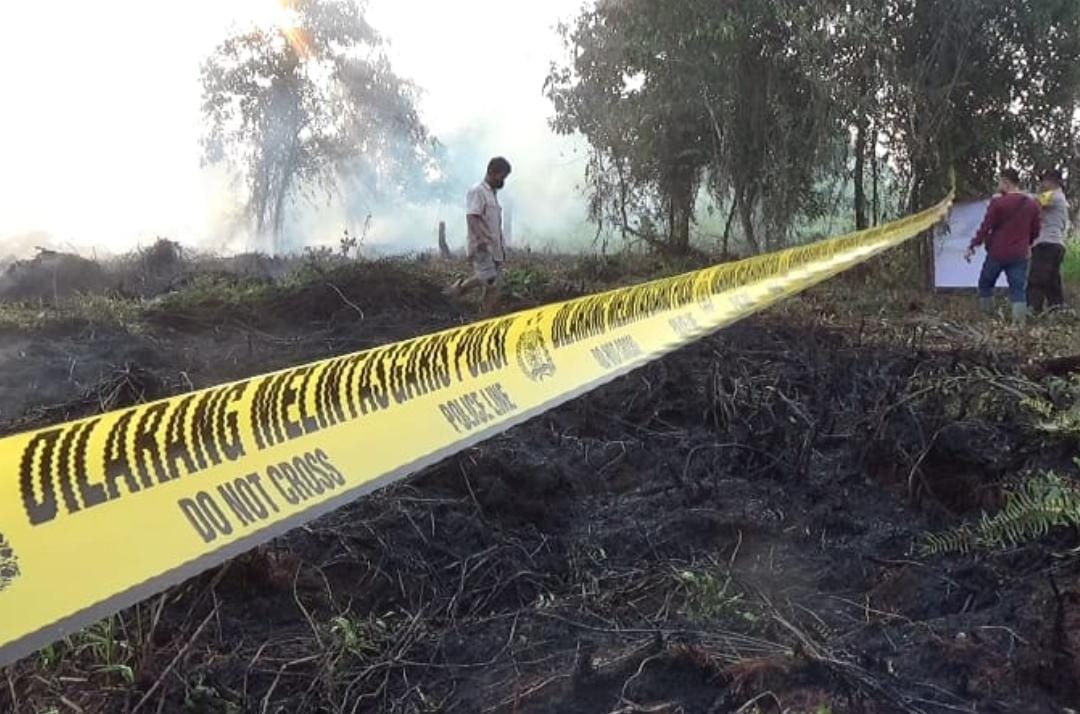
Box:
left=516, top=319, right=556, bottom=382
left=0, top=531, right=21, bottom=594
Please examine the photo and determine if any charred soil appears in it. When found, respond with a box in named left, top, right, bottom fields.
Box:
left=1, top=255, right=1080, bottom=713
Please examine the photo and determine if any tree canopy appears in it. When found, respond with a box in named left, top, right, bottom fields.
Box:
left=548, top=0, right=1080, bottom=254
left=201, top=0, right=436, bottom=252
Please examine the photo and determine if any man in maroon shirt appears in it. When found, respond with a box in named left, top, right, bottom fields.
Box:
left=964, top=169, right=1042, bottom=325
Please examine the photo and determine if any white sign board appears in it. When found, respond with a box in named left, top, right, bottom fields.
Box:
left=933, top=199, right=1007, bottom=289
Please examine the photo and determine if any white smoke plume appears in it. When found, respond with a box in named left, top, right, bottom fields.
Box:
left=0, top=0, right=591, bottom=260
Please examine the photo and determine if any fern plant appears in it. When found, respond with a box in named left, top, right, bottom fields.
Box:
left=1022, top=377, right=1080, bottom=442
left=919, top=468, right=1080, bottom=555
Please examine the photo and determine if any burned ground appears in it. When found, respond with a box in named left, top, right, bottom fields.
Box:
left=1, top=254, right=1079, bottom=713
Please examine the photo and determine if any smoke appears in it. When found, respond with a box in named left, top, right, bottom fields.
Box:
left=0, top=232, right=64, bottom=264
left=0, top=0, right=593, bottom=260
left=268, top=116, right=592, bottom=255
left=238, top=0, right=595, bottom=255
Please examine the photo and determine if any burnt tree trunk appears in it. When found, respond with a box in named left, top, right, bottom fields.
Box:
left=438, top=221, right=451, bottom=259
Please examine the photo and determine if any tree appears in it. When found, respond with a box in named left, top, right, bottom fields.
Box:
left=861, top=0, right=1080, bottom=207
left=546, top=0, right=844, bottom=255
left=701, top=1, right=846, bottom=252
left=822, top=1, right=890, bottom=229
left=551, top=0, right=1080, bottom=257
left=201, top=0, right=435, bottom=252
left=545, top=1, right=713, bottom=253
left=833, top=0, right=1080, bottom=282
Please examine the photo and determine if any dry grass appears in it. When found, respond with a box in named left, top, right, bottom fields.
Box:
left=0, top=294, right=142, bottom=333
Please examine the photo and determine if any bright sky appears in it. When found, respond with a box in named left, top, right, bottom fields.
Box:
left=0, top=0, right=586, bottom=256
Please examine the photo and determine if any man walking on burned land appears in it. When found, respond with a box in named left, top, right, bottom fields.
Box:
left=965, top=168, right=1041, bottom=326
left=445, top=157, right=512, bottom=315
left=1028, top=169, right=1070, bottom=314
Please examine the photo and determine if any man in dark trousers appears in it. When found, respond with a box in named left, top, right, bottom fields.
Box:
left=1028, top=169, right=1070, bottom=314
left=965, top=169, right=1042, bottom=325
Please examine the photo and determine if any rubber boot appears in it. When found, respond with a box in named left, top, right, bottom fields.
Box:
left=1010, top=302, right=1027, bottom=326
left=978, top=297, right=994, bottom=316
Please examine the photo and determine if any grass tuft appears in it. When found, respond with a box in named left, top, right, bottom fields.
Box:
left=1062, top=237, right=1080, bottom=285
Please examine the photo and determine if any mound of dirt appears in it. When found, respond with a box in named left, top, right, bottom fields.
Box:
left=216, top=252, right=292, bottom=282
left=120, top=248, right=297, bottom=300
left=112, top=239, right=187, bottom=298
left=146, top=259, right=451, bottom=330
left=0, top=250, right=110, bottom=303
left=0, top=331, right=182, bottom=434
left=268, top=260, right=449, bottom=320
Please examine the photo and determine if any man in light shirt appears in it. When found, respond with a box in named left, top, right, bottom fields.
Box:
left=1028, top=169, right=1070, bottom=313
left=445, top=157, right=512, bottom=314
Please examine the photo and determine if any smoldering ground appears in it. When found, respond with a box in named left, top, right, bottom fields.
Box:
left=1, top=253, right=1079, bottom=712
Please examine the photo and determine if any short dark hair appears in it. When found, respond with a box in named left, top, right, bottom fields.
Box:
left=487, top=157, right=512, bottom=176
left=1000, top=168, right=1021, bottom=186
left=1041, top=168, right=1063, bottom=186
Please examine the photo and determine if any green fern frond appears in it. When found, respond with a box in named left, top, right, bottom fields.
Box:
left=919, top=472, right=1080, bottom=556
left=919, top=527, right=976, bottom=555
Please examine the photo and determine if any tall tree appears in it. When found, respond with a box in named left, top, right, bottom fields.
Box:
left=551, top=0, right=1080, bottom=256
left=875, top=0, right=1080, bottom=206
left=545, top=1, right=712, bottom=253
left=703, top=1, right=845, bottom=252
left=201, top=0, right=435, bottom=252
left=547, top=0, right=844, bottom=254
left=824, top=1, right=890, bottom=229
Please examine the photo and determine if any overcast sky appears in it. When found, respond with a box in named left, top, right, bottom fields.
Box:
left=0, top=0, right=587, bottom=255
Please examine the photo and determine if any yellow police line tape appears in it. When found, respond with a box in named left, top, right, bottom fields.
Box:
left=0, top=193, right=952, bottom=667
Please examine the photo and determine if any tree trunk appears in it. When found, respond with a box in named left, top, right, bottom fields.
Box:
left=270, top=162, right=294, bottom=255
left=438, top=221, right=451, bottom=259
left=854, top=117, right=869, bottom=230
left=617, top=161, right=631, bottom=243
left=871, top=127, right=880, bottom=226
left=721, top=199, right=737, bottom=258
left=1065, top=150, right=1080, bottom=227
left=738, top=191, right=761, bottom=254
left=667, top=164, right=695, bottom=254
